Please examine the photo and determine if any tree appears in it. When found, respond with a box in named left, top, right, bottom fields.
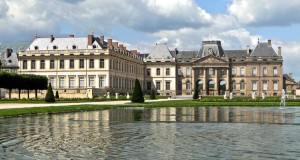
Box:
left=150, top=89, right=156, bottom=100
left=193, top=83, right=199, bottom=100
left=45, top=83, right=55, bottom=102
left=55, top=90, right=59, bottom=99
left=131, top=79, right=144, bottom=103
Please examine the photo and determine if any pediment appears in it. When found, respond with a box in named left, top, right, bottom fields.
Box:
left=194, top=55, right=228, bottom=64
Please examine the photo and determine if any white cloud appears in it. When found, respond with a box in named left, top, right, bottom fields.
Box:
left=229, top=0, right=300, bottom=26
left=0, top=0, right=9, bottom=18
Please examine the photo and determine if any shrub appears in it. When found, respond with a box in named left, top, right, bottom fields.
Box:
left=193, top=84, right=199, bottom=100
left=45, top=83, right=55, bottom=103
left=131, top=79, right=144, bottom=103
left=150, top=89, right=156, bottom=99
left=55, top=91, right=59, bottom=99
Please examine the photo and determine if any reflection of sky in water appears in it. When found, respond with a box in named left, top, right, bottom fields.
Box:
left=0, top=107, right=300, bottom=159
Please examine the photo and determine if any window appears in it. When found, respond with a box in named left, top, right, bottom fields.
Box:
left=263, top=67, right=267, bottom=76
left=23, top=60, right=27, bottom=69
left=198, top=69, right=203, bottom=75
left=34, top=46, right=39, bottom=50
left=220, top=69, right=226, bottom=76
left=31, top=60, right=35, bottom=69
left=93, top=45, right=96, bottom=49
left=60, top=60, right=64, bottom=69
left=273, top=67, right=278, bottom=76
left=273, top=81, right=278, bottom=90
left=232, top=68, right=236, bottom=76
left=40, top=60, right=45, bottom=69
left=252, top=81, right=257, bottom=91
left=99, top=76, right=105, bottom=88
left=209, top=68, right=214, bottom=76
left=232, top=81, right=236, bottom=90
left=53, top=45, right=58, bottom=50
left=69, top=77, right=75, bottom=89
left=156, top=81, right=161, bottom=90
left=89, top=77, right=95, bottom=87
left=50, top=60, right=55, bottom=69
left=263, top=81, right=268, bottom=91
left=72, top=45, right=76, bottom=49
left=178, top=82, right=182, bottom=90
left=147, top=82, right=151, bottom=90
left=186, top=80, right=191, bottom=90
left=79, top=77, right=85, bottom=88
left=50, top=77, right=55, bottom=87
left=240, top=81, right=245, bottom=90
left=178, top=68, right=182, bottom=76
left=70, top=59, right=74, bottom=69
left=89, top=59, right=94, bottom=68
left=100, top=59, right=105, bottom=68
left=186, top=68, right=191, bottom=77
left=156, top=68, right=161, bottom=76
left=59, top=77, right=64, bottom=89
left=252, top=67, right=257, bottom=76
left=79, top=59, right=84, bottom=68
left=240, top=67, right=245, bottom=76
left=147, top=68, right=151, bottom=76
left=166, top=82, right=170, bottom=90
left=166, top=68, right=170, bottom=75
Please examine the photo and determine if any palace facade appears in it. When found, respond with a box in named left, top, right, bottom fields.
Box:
left=13, top=34, right=283, bottom=98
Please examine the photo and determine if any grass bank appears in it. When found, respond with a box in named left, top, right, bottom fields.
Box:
left=1, top=100, right=300, bottom=117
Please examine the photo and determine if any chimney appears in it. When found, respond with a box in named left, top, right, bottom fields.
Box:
left=6, top=48, right=13, bottom=58
left=175, top=48, right=178, bottom=55
left=50, top=35, right=54, bottom=43
left=100, top=35, right=104, bottom=45
left=247, top=45, right=250, bottom=54
left=288, top=73, right=293, bottom=79
left=278, top=47, right=281, bottom=56
left=69, top=34, right=74, bottom=37
left=112, top=42, right=118, bottom=51
left=124, top=46, right=127, bottom=53
left=107, top=39, right=113, bottom=49
left=88, top=35, right=94, bottom=45
left=119, top=44, right=124, bottom=52
left=268, top=39, right=271, bottom=46
left=130, top=50, right=138, bottom=55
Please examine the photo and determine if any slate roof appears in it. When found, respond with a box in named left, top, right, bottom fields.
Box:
left=198, top=41, right=225, bottom=58
left=147, top=43, right=173, bottom=58
left=0, top=41, right=31, bottom=53
left=176, top=51, right=199, bottom=59
left=225, top=50, right=248, bottom=58
left=27, top=36, right=102, bottom=51
left=283, top=74, right=296, bottom=83
left=250, top=42, right=278, bottom=57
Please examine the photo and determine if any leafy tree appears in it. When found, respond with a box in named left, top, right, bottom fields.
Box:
left=55, top=90, right=59, bottom=99
left=45, top=83, right=55, bottom=102
left=193, top=83, right=199, bottom=100
left=131, top=79, right=144, bottom=103
left=150, top=89, right=156, bottom=99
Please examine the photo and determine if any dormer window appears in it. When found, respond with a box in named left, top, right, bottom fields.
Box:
left=53, top=45, right=58, bottom=50
left=93, top=45, right=96, bottom=49
left=72, top=45, right=76, bottom=49
left=34, top=46, right=39, bottom=50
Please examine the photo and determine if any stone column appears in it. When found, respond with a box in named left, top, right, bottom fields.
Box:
left=203, top=67, right=206, bottom=95
left=192, top=67, right=195, bottom=92
left=215, top=67, right=218, bottom=95
left=226, top=67, right=230, bottom=92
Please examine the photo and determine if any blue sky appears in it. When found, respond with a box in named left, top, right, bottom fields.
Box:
left=0, top=0, right=299, bottom=81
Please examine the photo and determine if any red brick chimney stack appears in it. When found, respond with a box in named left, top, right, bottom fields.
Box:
left=107, top=39, right=113, bottom=49
left=130, top=50, right=138, bottom=55
left=119, top=44, right=124, bottom=52
left=88, top=35, right=94, bottom=45
left=100, top=35, right=104, bottom=45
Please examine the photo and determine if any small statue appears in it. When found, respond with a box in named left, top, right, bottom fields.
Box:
left=252, top=91, right=256, bottom=99
left=106, top=92, right=110, bottom=99
left=262, top=92, right=265, bottom=100
left=126, top=92, right=130, bottom=99
left=224, top=92, right=227, bottom=99
left=230, top=92, right=233, bottom=99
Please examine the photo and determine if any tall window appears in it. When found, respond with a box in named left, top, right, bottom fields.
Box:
left=178, top=68, right=182, bottom=76
left=99, top=76, right=105, bottom=87
left=40, top=60, right=45, bottom=69
left=156, top=81, right=161, bottom=90
left=232, top=68, right=236, bottom=76
left=50, top=77, right=55, bottom=88
left=59, top=77, right=64, bottom=89
left=50, top=60, right=55, bottom=69
left=273, top=81, right=278, bottom=90
left=252, top=81, right=257, bottom=91
left=263, top=67, right=267, bottom=76
left=263, top=81, right=268, bottom=91
left=79, top=59, right=84, bottom=68
left=69, top=77, right=75, bottom=89
left=198, top=69, right=203, bottom=75
left=166, top=82, right=170, bottom=90
left=70, top=59, right=74, bottom=69
left=156, top=68, right=161, bottom=76
left=240, top=81, right=245, bottom=90
left=79, top=77, right=85, bottom=88
left=186, top=80, right=191, bottom=90
left=273, top=67, right=278, bottom=76
left=89, top=59, right=94, bottom=68
left=166, top=68, right=170, bottom=75
left=89, top=77, right=95, bottom=87
left=252, top=67, right=257, bottom=76
left=147, top=68, right=151, bottom=76
left=220, top=69, right=225, bottom=76
left=147, top=82, right=151, bottom=90
left=31, top=60, right=36, bottom=69
left=100, top=59, right=105, bottom=68
left=240, top=67, right=245, bottom=76
left=232, top=81, right=236, bottom=90
left=23, top=60, right=27, bottom=69
left=186, top=68, right=191, bottom=77
left=178, top=82, right=182, bottom=90
left=60, top=60, right=64, bottom=69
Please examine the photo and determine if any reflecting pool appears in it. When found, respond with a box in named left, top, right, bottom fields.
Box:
left=1, top=107, right=300, bottom=159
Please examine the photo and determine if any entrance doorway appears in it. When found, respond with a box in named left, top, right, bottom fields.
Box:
left=207, top=80, right=215, bottom=95
left=219, top=80, right=226, bottom=95
left=197, top=80, right=203, bottom=95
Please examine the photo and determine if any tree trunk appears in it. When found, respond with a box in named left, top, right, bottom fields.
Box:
left=18, top=89, right=21, bottom=99
left=27, top=89, right=29, bottom=99
left=35, top=89, right=38, bottom=99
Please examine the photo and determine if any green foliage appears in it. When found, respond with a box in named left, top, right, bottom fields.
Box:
left=55, top=91, right=59, bottom=99
left=45, top=83, right=55, bottom=103
left=131, top=79, right=144, bottom=103
left=150, top=89, right=156, bottom=99
left=193, top=83, right=199, bottom=100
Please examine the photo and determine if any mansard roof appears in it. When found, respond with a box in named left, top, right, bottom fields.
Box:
left=250, top=41, right=278, bottom=57
left=147, top=43, right=173, bottom=59
left=0, top=41, right=31, bottom=53
left=225, top=50, right=249, bottom=58
left=198, top=41, right=225, bottom=58
left=176, top=51, right=199, bottom=59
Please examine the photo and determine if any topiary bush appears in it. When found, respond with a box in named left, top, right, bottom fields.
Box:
left=193, top=84, right=199, bottom=100
left=131, top=79, right=144, bottom=103
left=45, top=83, right=55, bottom=103
left=55, top=90, right=59, bottom=99
left=150, top=89, right=156, bottom=100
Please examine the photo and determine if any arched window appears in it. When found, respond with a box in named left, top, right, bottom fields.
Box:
left=240, top=80, right=245, bottom=90
left=273, top=67, right=278, bottom=76
left=186, top=80, right=191, bottom=91
left=240, top=67, right=245, bottom=76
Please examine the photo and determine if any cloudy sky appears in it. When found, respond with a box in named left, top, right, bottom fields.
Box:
left=0, top=0, right=299, bottom=80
